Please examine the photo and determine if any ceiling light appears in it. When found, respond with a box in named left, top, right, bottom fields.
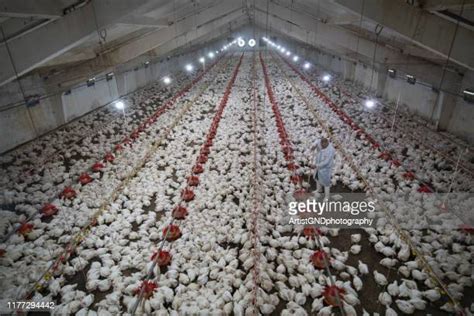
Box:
left=185, top=64, right=194, bottom=72
left=199, top=57, right=205, bottom=63
left=281, top=48, right=286, bottom=53
left=293, top=55, right=299, bottom=62
left=237, top=37, right=246, bottom=47
left=87, top=78, right=95, bottom=87
left=304, top=62, right=311, bottom=69
left=208, top=52, right=215, bottom=58
left=106, top=72, right=114, bottom=81
left=115, top=100, right=125, bottom=110
left=463, top=89, right=474, bottom=103
left=388, top=68, right=396, bottom=78
left=163, top=76, right=171, bottom=85
left=365, top=99, right=376, bottom=108
left=286, top=51, right=291, bottom=56
left=323, top=74, right=331, bottom=82
left=248, top=39, right=256, bottom=47
left=406, top=74, right=416, bottom=84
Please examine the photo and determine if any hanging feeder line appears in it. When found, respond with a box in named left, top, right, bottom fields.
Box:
left=309, top=65, right=473, bottom=173
left=259, top=53, right=305, bottom=190
left=273, top=54, right=464, bottom=313
left=280, top=54, right=440, bottom=194
left=309, top=67, right=474, bottom=178
left=130, top=55, right=240, bottom=314
left=0, top=54, right=226, bottom=247
left=260, top=53, right=347, bottom=314
left=20, top=54, right=233, bottom=301
left=22, top=85, right=177, bottom=177
left=130, top=53, right=244, bottom=315
left=250, top=52, right=262, bottom=309
left=18, top=49, right=219, bottom=176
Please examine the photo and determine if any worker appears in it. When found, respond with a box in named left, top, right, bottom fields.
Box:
left=311, top=137, right=335, bottom=200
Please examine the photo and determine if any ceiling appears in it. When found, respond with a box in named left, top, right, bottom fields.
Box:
left=0, top=0, right=473, bottom=90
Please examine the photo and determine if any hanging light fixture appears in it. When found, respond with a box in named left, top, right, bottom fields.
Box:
left=115, top=100, right=125, bottom=110
left=365, top=99, right=376, bottom=108
left=163, top=76, right=171, bottom=85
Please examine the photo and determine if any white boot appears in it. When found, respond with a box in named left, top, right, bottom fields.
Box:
left=313, top=180, right=323, bottom=199
left=324, top=186, right=330, bottom=201
left=315, top=181, right=323, bottom=193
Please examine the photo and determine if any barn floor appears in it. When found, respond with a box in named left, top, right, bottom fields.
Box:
left=0, top=53, right=473, bottom=315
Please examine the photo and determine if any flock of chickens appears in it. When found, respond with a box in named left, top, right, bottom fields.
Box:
left=0, top=51, right=472, bottom=315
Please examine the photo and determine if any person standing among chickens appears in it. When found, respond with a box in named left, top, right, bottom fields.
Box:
left=311, top=137, right=335, bottom=200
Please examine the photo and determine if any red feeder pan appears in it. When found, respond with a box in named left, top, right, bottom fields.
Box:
left=187, top=176, right=199, bottom=187
left=459, top=224, right=474, bottom=234
left=311, top=250, right=329, bottom=269
left=172, top=206, right=188, bottom=220
left=287, top=162, right=298, bottom=171
left=0, top=249, right=5, bottom=257
left=151, top=250, right=172, bottom=268
left=293, top=188, right=308, bottom=200
left=323, top=285, right=346, bottom=307
left=378, top=152, right=392, bottom=161
left=198, top=154, right=208, bottom=164
left=182, top=188, right=195, bottom=202
left=303, top=227, right=321, bottom=240
left=130, top=131, right=140, bottom=139
left=417, top=185, right=432, bottom=193
left=134, top=280, right=157, bottom=300
left=104, top=152, right=115, bottom=162
left=193, top=164, right=204, bottom=174
left=41, top=203, right=58, bottom=218
left=60, top=186, right=76, bottom=200
left=79, top=173, right=93, bottom=185
left=391, top=159, right=401, bottom=167
left=402, top=171, right=415, bottom=181
left=18, top=223, right=34, bottom=236
left=290, top=174, right=302, bottom=185
left=92, top=162, right=105, bottom=173
left=162, top=225, right=181, bottom=241
left=114, top=144, right=124, bottom=152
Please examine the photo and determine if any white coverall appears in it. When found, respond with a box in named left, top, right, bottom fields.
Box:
left=313, top=139, right=335, bottom=199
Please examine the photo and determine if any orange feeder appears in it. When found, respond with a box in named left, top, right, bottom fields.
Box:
left=323, top=285, right=345, bottom=307
left=104, top=152, right=115, bottom=162
left=18, top=222, right=34, bottom=236
left=311, top=250, right=329, bottom=269
left=134, top=280, right=157, bottom=300
left=193, top=164, right=204, bottom=174
left=182, top=188, right=195, bottom=202
left=303, top=226, right=321, bottom=240
left=92, top=162, right=105, bottom=173
left=60, top=186, right=76, bottom=200
left=172, top=206, right=188, bottom=220
left=187, top=176, right=199, bottom=186
left=162, top=225, right=181, bottom=241
left=151, top=250, right=172, bottom=268
left=41, top=204, right=58, bottom=218
left=290, top=174, right=302, bottom=185
left=79, top=173, right=93, bottom=185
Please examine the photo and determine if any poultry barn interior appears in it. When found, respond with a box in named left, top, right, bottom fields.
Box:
left=1, top=0, right=474, bottom=315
